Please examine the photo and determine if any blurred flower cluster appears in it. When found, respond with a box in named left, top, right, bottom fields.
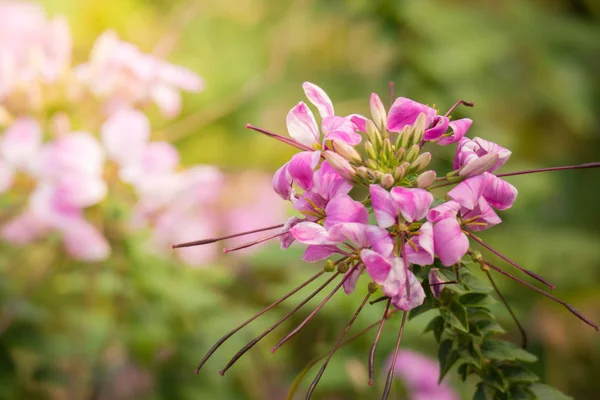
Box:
left=0, top=1, right=282, bottom=265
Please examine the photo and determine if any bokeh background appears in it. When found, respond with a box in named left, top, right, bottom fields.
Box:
left=1, top=0, right=599, bottom=399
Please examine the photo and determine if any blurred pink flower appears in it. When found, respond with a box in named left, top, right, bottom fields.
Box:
left=75, top=30, right=203, bottom=117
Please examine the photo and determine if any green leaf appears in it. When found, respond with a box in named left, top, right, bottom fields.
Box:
left=424, top=315, right=445, bottom=343
left=473, top=382, right=497, bottom=400
left=462, top=272, right=493, bottom=293
left=441, top=301, right=469, bottom=332
left=508, top=385, right=536, bottom=400
left=460, top=292, right=497, bottom=307
left=481, top=339, right=537, bottom=363
left=438, top=339, right=459, bottom=383
left=475, top=320, right=506, bottom=336
left=499, top=365, right=540, bottom=383
left=482, top=366, right=508, bottom=392
left=529, top=383, right=573, bottom=400
left=409, top=288, right=436, bottom=320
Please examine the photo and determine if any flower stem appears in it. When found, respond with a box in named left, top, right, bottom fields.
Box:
left=219, top=272, right=341, bottom=375
left=368, top=298, right=392, bottom=386
left=381, top=311, right=408, bottom=400
left=194, top=269, right=325, bottom=374
left=467, top=232, right=555, bottom=290
left=271, top=266, right=359, bottom=353
left=305, top=291, right=373, bottom=399
left=173, top=223, right=285, bottom=248
left=484, top=269, right=528, bottom=349
left=496, top=162, right=600, bottom=178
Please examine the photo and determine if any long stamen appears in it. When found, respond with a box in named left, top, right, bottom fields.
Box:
left=484, top=269, right=528, bottom=349
left=219, top=272, right=341, bottom=375
left=174, top=223, right=285, bottom=249
left=305, top=290, right=374, bottom=399
left=271, top=266, right=360, bottom=353
left=195, top=269, right=325, bottom=374
left=223, top=231, right=287, bottom=253
left=496, top=162, right=600, bottom=178
left=246, top=124, right=315, bottom=152
left=388, top=81, right=396, bottom=107
left=369, top=298, right=392, bottom=385
left=370, top=295, right=389, bottom=305
left=467, top=232, right=555, bottom=290
left=481, top=260, right=599, bottom=331
left=444, top=100, right=474, bottom=117
left=381, top=311, right=408, bottom=400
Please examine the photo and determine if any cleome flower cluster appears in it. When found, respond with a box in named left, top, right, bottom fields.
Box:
left=184, top=82, right=599, bottom=399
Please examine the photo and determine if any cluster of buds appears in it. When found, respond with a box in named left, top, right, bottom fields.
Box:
left=186, top=81, right=600, bottom=399
left=0, top=2, right=282, bottom=266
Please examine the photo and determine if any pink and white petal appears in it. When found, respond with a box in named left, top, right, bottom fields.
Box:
left=462, top=198, right=502, bottom=232
left=423, top=116, right=449, bottom=141
left=360, top=249, right=392, bottom=285
left=387, top=97, right=437, bottom=132
left=433, top=218, right=469, bottom=266
left=302, top=245, right=340, bottom=262
left=437, top=118, right=472, bottom=145
left=290, top=221, right=335, bottom=245
left=346, top=114, right=368, bottom=132
left=328, top=222, right=369, bottom=248
left=405, top=222, right=434, bottom=266
left=287, top=150, right=320, bottom=191
left=101, top=108, right=150, bottom=165
left=150, top=84, right=182, bottom=118
left=365, top=225, right=394, bottom=259
left=343, top=267, right=361, bottom=295
left=60, top=218, right=111, bottom=262
left=302, top=82, right=335, bottom=119
left=280, top=216, right=302, bottom=249
left=391, top=271, right=426, bottom=311
left=453, top=137, right=479, bottom=170
left=54, top=174, right=107, bottom=208
left=286, top=102, right=320, bottom=147
left=0, top=117, right=42, bottom=168
left=312, top=161, right=353, bottom=200
left=390, top=187, right=434, bottom=222
left=428, top=269, right=444, bottom=298
left=473, top=137, right=512, bottom=172
left=370, top=184, right=400, bottom=228
left=482, top=173, right=518, bottom=210
left=324, top=194, right=369, bottom=229
left=272, top=162, right=293, bottom=200
left=447, top=174, right=489, bottom=210
left=322, top=116, right=362, bottom=146
left=427, top=201, right=461, bottom=223
left=1, top=211, right=50, bottom=245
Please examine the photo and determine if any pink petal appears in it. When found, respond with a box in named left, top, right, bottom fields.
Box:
left=405, top=222, right=434, bottom=266
left=280, top=216, right=302, bottom=249
left=53, top=173, right=107, bottom=208
left=343, top=267, right=361, bottom=295
left=286, top=102, right=320, bottom=147
left=324, top=194, right=368, bottom=229
left=437, top=118, right=472, bottom=145
left=462, top=198, right=502, bottom=231
left=423, top=116, right=449, bottom=141
left=302, top=245, right=340, bottom=262
left=1, top=211, right=50, bottom=245
left=328, top=222, right=369, bottom=248
left=37, top=132, right=105, bottom=178
left=302, top=82, right=334, bottom=119
left=447, top=174, right=489, bottom=210
left=322, top=116, right=362, bottom=145
left=473, top=137, right=511, bottom=173
left=433, top=218, right=469, bottom=266
left=390, top=187, right=434, bottom=223
left=312, top=161, right=353, bottom=200
left=360, top=249, right=391, bottom=285
left=453, top=137, right=479, bottom=170
left=346, top=114, right=368, bottom=132
left=391, top=271, right=425, bottom=311
left=482, top=173, right=518, bottom=210
left=428, top=269, right=444, bottom=298
left=427, top=201, right=461, bottom=223
left=150, top=84, right=182, bottom=118
left=387, top=97, right=437, bottom=132
left=101, top=108, right=150, bottom=166
left=60, top=218, right=110, bottom=262
left=370, top=184, right=400, bottom=228
left=290, top=221, right=335, bottom=245
left=287, top=150, right=320, bottom=191
left=0, top=117, right=41, bottom=168
left=272, top=162, right=293, bottom=200
left=365, top=225, right=394, bottom=259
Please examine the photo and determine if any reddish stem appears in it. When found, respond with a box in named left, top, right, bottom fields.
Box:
left=381, top=311, right=408, bottom=400
left=444, top=100, right=474, bottom=117
left=173, top=223, right=284, bottom=248
left=368, top=298, right=392, bottom=386
left=496, top=162, right=600, bottom=178
left=247, top=124, right=314, bottom=152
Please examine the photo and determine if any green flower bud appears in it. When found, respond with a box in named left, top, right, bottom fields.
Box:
left=393, top=164, right=405, bottom=181
left=370, top=93, right=388, bottom=133
left=411, top=152, right=432, bottom=172
left=333, top=141, right=362, bottom=164
left=405, top=144, right=420, bottom=163
left=380, top=173, right=394, bottom=189
left=416, top=170, right=436, bottom=188
left=366, top=120, right=382, bottom=150
left=411, top=112, right=427, bottom=145
left=365, top=140, right=378, bottom=160
left=399, top=126, right=412, bottom=149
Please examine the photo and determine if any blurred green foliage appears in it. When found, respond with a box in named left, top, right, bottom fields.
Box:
left=1, top=0, right=599, bottom=398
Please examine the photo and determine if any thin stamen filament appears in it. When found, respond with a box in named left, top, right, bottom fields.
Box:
left=218, top=272, right=341, bottom=375
left=305, top=291, right=373, bottom=399
left=381, top=311, right=408, bottom=400
left=194, top=269, right=325, bottom=374
left=173, top=223, right=285, bottom=248
left=246, top=124, right=315, bottom=152
left=369, top=298, right=392, bottom=385
left=223, top=231, right=287, bottom=253
left=496, top=162, right=600, bottom=178
left=444, top=99, right=474, bottom=117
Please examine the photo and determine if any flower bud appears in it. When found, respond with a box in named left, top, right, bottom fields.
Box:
left=366, top=120, right=382, bottom=150
left=324, top=150, right=356, bottom=180
left=366, top=159, right=378, bottom=170
left=333, top=141, right=362, bottom=164
left=356, top=166, right=370, bottom=180
left=394, top=147, right=406, bottom=161
left=411, top=152, right=431, bottom=172
left=416, top=170, right=436, bottom=188
left=337, top=261, right=349, bottom=273
left=398, top=126, right=412, bottom=149
left=393, top=164, right=405, bottom=181
left=367, top=281, right=379, bottom=293
left=324, top=259, right=336, bottom=272
left=370, top=93, right=387, bottom=133
left=365, top=140, right=378, bottom=160
left=382, top=138, right=393, bottom=161
left=380, top=173, right=394, bottom=189
left=405, top=144, right=420, bottom=163
left=458, top=153, right=500, bottom=177
left=411, top=112, right=427, bottom=144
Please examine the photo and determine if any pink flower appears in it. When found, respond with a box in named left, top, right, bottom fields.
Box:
left=454, top=137, right=512, bottom=174
left=387, top=97, right=471, bottom=144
